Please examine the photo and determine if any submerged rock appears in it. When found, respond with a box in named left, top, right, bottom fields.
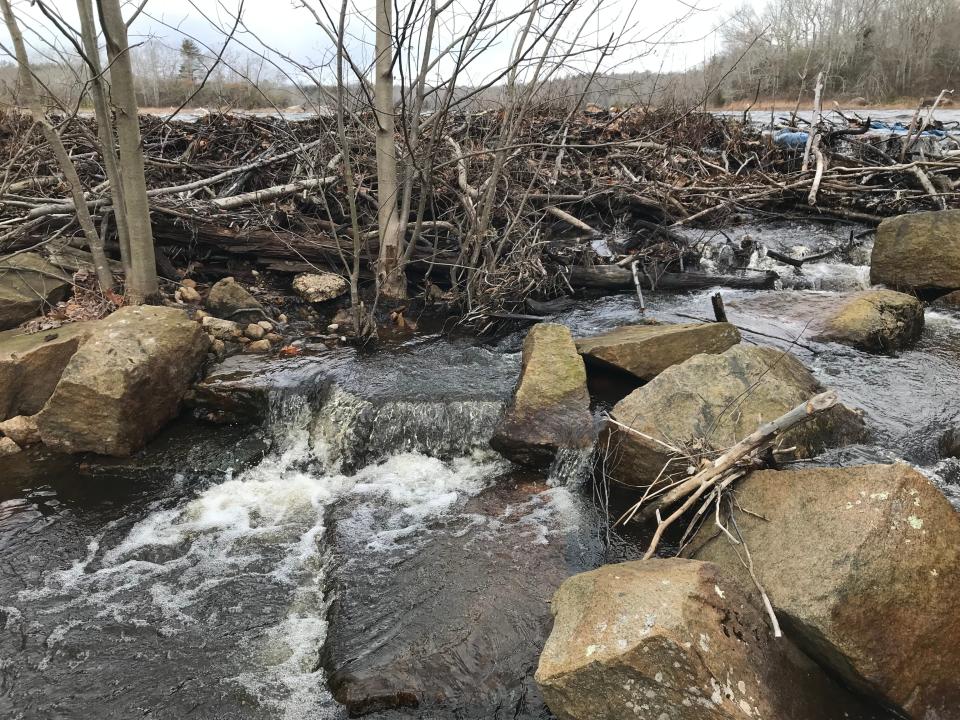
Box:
left=0, top=252, right=71, bottom=330
left=814, top=289, right=924, bottom=352
left=575, top=322, right=741, bottom=381
left=687, top=464, right=960, bottom=718
left=535, top=558, right=877, bottom=720
left=0, top=322, right=91, bottom=420
left=490, top=323, right=594, bottom=467
left=292, top=271, right=349, bottom=303
left=871, top=209, right=960, bottom=292
left=204, top=277, right=265, bottom=323
left=37, top=306, right=209, bottom=456
left=605, top=344, right=866, bottom=487
left=0, top=435, right=21, bottom=455
left=326, top=478, right=585, bottom=718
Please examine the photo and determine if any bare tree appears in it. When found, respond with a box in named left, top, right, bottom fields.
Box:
left=97, top=0, right=158, bottom=303
left=373, top=0, right=406, bottom=299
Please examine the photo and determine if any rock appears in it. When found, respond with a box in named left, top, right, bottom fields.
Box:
left=0, top=322, right=91, bottom=420
left=0, top=436, right=21, bottom=455
left=193, top=309, right=210, bottom=320
left=181, top=278, right=197, bottom=289
left=871, top=210, right=960, bottom=292
left=686, top=464, right=960, bottom=718
left=490, top=323, right=594, bottom=467
left=37, top=306, right=210, bottom=456
left=204, top=277, right=265, bottom=323
left=575, top=322, right=741, bottom=381
left=327, top=479, right=576, bottom=718
left=257, top=320, right=273, bottom=331
left=605, top=345, right=866, bottom=487
left=176, top=285, right=201, bottom=303
left=535, top=558, right=876, bottom=720
left=292, top=272, right=349, bottom=304
left=932, top=289, right=960, bottom=309
left=0, top=415, right=40, bottom=446
left=0, top=252, right=72, bottom=330
left=245, top=323, right=266, bottom=340
left=200, top=315, right=242, bottom=341
left=245, top=339, right=271, bottom=353
left=813, top=289, right=924, bottom=352
left=265, top=333, right=282, bottom=344
left=277, top=313, right=288, bottom=324
left=210, top=338, right=226, bottom=357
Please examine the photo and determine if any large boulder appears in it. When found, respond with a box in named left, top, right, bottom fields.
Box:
left=535, top=558, right=876, bottom=720
left=292, top=272, right=349, bottom=303
left=0, top=252, right=71, bottom=329
left=814, top=289, right=924, bottom=352
left=575, top=322, right=741, bottom=381
left=37, top=306, right=210, bottom=456
left=605, top=345, right=866, bottom=487
left=490, top=323, right=594, bottom=467
left=204, top=277, right=265, bottom=324
left=871, top=209, right=960, bottom=292
left=687, top=464, right=960, bottom=718
left=0, top=322, right=91, bottom=420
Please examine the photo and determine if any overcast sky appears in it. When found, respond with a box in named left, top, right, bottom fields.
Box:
left=2, top=0, right=762, bottom=77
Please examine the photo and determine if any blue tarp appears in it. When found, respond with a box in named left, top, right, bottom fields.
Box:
left=773, top=121, right=949, bottom=148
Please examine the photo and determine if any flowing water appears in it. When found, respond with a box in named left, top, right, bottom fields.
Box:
left=2, top=220, right=959, bottom=719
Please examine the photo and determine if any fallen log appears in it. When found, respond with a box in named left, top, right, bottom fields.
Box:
left=566, top=265, right=778, bottom=292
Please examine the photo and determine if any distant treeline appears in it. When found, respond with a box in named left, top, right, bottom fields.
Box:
left=696, top=0, right=960, bottom=104
left=2, top=1, right=956, bottom=114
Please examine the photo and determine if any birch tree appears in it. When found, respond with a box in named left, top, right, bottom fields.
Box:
left=373, top=0, right=406, bottom=299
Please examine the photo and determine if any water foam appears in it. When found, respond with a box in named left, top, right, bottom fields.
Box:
left=14, top=392, right=511, bottom=719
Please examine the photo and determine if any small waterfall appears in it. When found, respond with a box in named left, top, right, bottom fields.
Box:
left=547, top=445, right=596, bottom=487
left=310, top=385, right=504, bottom=472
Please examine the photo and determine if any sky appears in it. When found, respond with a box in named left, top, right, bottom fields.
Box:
left=0, top=0, right=762, bottom=79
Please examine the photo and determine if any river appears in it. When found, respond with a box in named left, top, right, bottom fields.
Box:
left=2, top=220, right=958, bottom=719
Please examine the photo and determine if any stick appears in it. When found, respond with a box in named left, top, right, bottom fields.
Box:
left=617, top=391, right=838, bottom=561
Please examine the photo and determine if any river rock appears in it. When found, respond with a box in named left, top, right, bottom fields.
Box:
left=535, top=558, right=876, bottom=720
left=932, top=289, right=960, bottom=309
left=0, top=322, right=91, bottom=420
left=292, top=272, right=349, bottom=303
left=326, top=478, right=580, bottom=718
left=605, top=344, right=866, bottom=486
left=245, top=339, right=271, bottom=353
left=37, top=306, right=210, bottom=456
left=200, top=315, right=242, bottom=341
left=686, top=464, right=960, bottom=718
left=244, top=323, right=266, bottom=340
left=0, top=252, right=72, bottom=330
left=175, top=285, right=201, bottom=304
left=871, top=209, right=960, bottom=292
left=490, top=323, right=594, bottom=467
left=0, top=436, right=20, bottom=455
left=814, top=289, right=924, bottom=352
left=0, top=415, right=40, bottom=446
left=575, top=322, right=741, bottom=381
left=204, top=277, right=264, bottom=323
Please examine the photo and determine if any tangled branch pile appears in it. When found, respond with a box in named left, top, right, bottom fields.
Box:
left=1, top=105, right=957, bottom=321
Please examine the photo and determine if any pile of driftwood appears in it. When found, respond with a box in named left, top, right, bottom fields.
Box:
left=0, top=105, right=957, bottom=318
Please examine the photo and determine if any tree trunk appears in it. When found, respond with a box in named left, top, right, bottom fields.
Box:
left=97, top=0, right=158, bottom=304
left=76, top=0, right=132, bottom=278
left=373, top=0, right=406, bottom=300
left=0, top=0, right=114, bottom=294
